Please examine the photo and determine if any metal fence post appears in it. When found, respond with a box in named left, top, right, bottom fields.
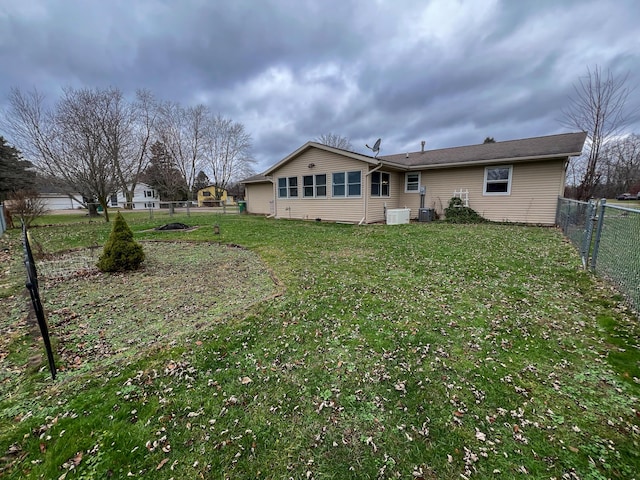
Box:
left=580, top=200, right=596, bottom=268
left=0, top=204, right=6, bottom=235
left=590, top=199, right=606, bottom=271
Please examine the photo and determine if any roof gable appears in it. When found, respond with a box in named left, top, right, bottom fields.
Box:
left=262, top=142, right=379, bottom=176
left=380, top=132, right=587, bottom=169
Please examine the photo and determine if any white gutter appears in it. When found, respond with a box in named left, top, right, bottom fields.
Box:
left=365, top=163, right=383, bottom=176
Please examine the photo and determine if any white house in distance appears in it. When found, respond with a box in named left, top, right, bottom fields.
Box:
left=35, top=183, right=84, bottom=210
left=38, top=192, right=84, bottom=210
left=111, top=183, right=160, bottom=209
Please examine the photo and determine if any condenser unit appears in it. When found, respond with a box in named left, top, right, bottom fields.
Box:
left=386, top=208, right=411, bottom=225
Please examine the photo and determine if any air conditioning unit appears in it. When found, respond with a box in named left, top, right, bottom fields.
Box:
left=386, top=208, right=411, bottom=225
left=418, top=208, right=434, bottom=222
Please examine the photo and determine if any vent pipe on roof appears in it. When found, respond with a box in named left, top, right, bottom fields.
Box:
left=421, top=140, right=426, bottom=153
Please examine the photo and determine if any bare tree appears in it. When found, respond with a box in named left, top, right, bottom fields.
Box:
left=54, top=87, right=120, bottom=220
left=204, top=114, right=255, bottom=200
left=7, top=189, right=49, bottom=227
left=156, top=102, right=209, bottom=200
left=141, top=141, right=188, bottom=202
left=561, top=66, right=636, bottom=200
left=4, top=87, right=127, bottom=220
left=316, top=132, right=353, bottom=150
left=600, top=134, right=640, bottom=196
left=97, top=88, right=159, bottom=209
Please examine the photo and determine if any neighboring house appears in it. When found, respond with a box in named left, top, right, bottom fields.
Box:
left=111, top=183, right=160, bottom=209
left=197, top=186, right=235, bottom=207
left=38, top=192, right=84, bottom=210
left=242, top=132, right=587, bottom=225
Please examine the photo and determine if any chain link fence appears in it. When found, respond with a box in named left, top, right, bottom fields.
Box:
left=557, top=197, right=640, bottom=315
left=0, top=204, right=6, bottom=235
left=85, top=201, right=243, bottom=220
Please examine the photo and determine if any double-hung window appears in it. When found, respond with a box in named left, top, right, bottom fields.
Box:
left=371, top=171, right=390, bottom=197
left=303, top=174, right=327, bottom=198
left=278, top=176, right=298, bottom=198
left=405, top=172, right=420, bottom=193
left=332, top=171, right=361, bottom=197
left=483, top=165, right=512, bottom=195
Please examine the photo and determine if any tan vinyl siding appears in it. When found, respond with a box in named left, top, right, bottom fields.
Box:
left=272, top=149, right=366, bottom=222
left=245, top=183, right=274, bottom=215
left=367, top=171, right=403, bottom=223
left=397, top=159, right=566, bottom=225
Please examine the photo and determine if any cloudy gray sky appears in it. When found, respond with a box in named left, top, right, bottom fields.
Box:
left=1, top=0, right=639, bottom=172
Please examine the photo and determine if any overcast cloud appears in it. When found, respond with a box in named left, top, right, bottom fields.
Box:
left=1, top=0, right=639, bottom=172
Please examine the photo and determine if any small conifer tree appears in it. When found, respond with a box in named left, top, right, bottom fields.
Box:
left=97, top=212, right=145, bottom=272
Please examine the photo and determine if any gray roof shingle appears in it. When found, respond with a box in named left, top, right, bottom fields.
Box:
left=379, top=132, right=587, bottom=169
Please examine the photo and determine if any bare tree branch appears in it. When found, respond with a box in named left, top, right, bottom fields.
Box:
left=315, top=132, right=353, bottom=150
left=561, top=66, right=636, bottom=200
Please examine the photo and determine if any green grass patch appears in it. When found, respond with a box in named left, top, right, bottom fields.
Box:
left=1, top=214, right=639, bottom=479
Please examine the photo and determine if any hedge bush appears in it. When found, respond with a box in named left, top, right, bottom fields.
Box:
left=444, top=197, right=488, bottom=224
left=97, top=212, right=145, bottom=272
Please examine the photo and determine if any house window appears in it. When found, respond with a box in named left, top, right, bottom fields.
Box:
left=332, top=172, right=345, bottom=197
left=303, top=175, right=314, bottom=197
left=348, top=171, right=361, bottom=196
left=202, top=191, right=211, bottom=197
left=144, top=190, right=153, bottom=198
left=484, top=165, right=512, bottom=195
left=371, top=172, right=390, bottom=197
left=315, top=174, right=327, bottom=197
left=303, top=174, right=327, bottom=198
left=278, top=176, right=298, bottom=198
left=405, top=172, right=420, bottom=193
left=110, top=194, right=118, bottom=206
left=333, top=171, right=361, bottom=197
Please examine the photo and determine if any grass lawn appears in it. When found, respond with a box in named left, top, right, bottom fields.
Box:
left=0, top=212, right=639, bottom=479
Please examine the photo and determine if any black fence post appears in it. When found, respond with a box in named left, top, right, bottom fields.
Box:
left=22, top=224, right=57, bottom=380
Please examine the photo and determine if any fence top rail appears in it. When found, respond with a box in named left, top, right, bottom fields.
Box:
left=559, top=197, right=591, bottom=206
left=603, top=203, right=640, bottom=214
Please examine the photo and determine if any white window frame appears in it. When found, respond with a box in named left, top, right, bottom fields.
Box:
left=405, top=172, right=421, bottom=193
left=371, top=171, right=390, bottom=197
left=332, top=171, right=362, bottom=198
left=302, top=174, right=327, bottom=198
left=277, top=176, right=299, bottom=198
left=483, top=165, right=513, bottom=196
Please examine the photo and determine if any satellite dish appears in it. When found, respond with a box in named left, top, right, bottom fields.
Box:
left=365, top=138, right=382, bottom=158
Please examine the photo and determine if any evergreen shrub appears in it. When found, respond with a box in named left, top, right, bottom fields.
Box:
left=97, top=212, right=145, bottom=272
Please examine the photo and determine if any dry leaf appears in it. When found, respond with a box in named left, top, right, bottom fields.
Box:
left=72, top=452, right=83, bottom=467
left=156, top=458, right=169, bottom=470
left=240, top=376, right=252, bottom=385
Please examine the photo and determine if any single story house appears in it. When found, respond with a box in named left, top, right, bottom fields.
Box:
left=111, top=183, right=160, bottom=209
left=242, top=132, right=587, bottom=225
left=197, top=186, right=234, bottom=207
left=37, top=192, right=84, bottom=210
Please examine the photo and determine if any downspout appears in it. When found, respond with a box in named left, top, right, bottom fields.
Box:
left=364, top=163, right=383, bottom=224
left=266, top=176, right=277, bottom=219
